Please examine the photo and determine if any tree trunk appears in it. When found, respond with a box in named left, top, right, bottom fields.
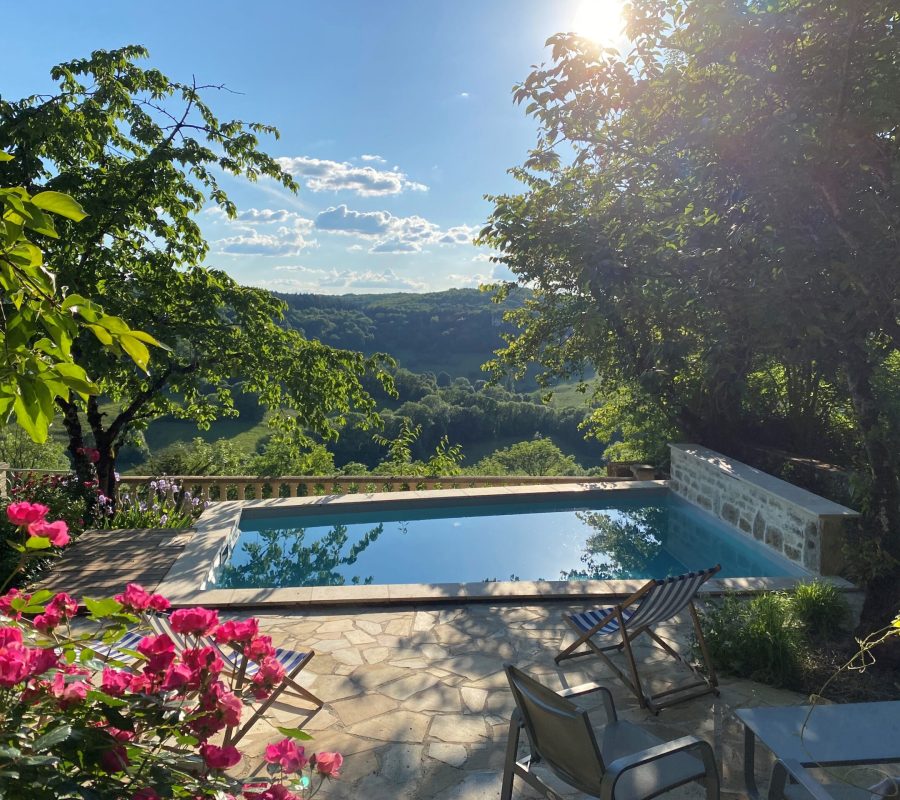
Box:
left=58, top=396, right=94, bottom=485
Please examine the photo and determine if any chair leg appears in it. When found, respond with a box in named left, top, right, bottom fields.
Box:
left=689, top=603, right=718, bottom=689
left=618, top=609, right=650, bottom=711
left=500, top=711, right=522, bottom=800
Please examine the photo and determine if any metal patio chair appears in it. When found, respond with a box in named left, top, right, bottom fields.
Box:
left=150, top=613, right=323, bottom=745
left=556, top=565, right=721, bottom=713
left=502, top=664, right=720, bottom=800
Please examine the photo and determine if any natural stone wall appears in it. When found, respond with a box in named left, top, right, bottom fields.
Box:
left=668, top=444, right=859, bottom=575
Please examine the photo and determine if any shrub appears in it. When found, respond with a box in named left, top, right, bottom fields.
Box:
left=0, top=503, right=341, bottom=799
left=99, top=478, right=207, bottom=529
left=699, top=593, right=806, bottom=688
left=791, top=580, right=850, bottom=639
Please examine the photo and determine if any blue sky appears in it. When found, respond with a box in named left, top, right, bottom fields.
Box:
left=2, top=1, right=611, bottom=294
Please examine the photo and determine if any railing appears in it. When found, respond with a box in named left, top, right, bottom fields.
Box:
left=0, top=463, right=652, bottom=502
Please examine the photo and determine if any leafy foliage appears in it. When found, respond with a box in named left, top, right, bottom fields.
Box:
left=473, top=436, right=581, bottom=476
left=0, top=425, right=69, bottom=470
left=791, top=579, right=851, bottom=639
left=0, top=47, right=391, bottom=498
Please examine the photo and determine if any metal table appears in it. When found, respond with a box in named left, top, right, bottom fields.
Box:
left=735, top=701, right=900, bottom=800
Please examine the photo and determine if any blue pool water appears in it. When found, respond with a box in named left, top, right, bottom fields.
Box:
left=214, top=493, right=805, bottom=589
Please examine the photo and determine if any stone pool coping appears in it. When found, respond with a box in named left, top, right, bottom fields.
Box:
left=153, top=481, right=857, bottom=609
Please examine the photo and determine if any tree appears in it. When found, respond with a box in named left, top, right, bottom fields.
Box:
left=0, top=179, right=159, bottom=442
left=479, top=2, right=900, bottom=607
left=0, top=425, right=69, bottom=470
left=475, top=437, right=581, bottom=476
left=0, top=47, right=392, bottom=498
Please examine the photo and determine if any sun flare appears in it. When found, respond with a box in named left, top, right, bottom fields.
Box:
left=572, top=0, right=625, bottom=46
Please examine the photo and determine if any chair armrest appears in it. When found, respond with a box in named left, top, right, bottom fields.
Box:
left=769, top=760, right=834, bottom=800
left=602, top=735, right=718, bottom=800
left=558, top=681, right=617, bottom=721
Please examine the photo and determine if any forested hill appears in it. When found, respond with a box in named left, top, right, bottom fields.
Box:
left=277, top=288, right=528, bottom=381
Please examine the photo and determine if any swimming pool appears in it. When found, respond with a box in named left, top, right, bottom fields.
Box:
left=211, top=492, right=805, bottom=590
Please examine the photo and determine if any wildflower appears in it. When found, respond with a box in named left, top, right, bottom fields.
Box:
left=159, top=514, right=169, bottom=526
left=0, top=588, right=30, bottom=619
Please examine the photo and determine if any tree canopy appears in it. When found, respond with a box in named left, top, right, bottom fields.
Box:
left=0, top=46, right=391, bottom=495
left=479, top=1, right=900, bottom=596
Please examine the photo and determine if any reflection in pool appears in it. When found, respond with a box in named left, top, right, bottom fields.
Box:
left=213, top=494, right=805, bottom=590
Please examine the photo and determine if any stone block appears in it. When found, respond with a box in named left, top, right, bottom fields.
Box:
left=752, top=511, right=765, bottom=541
left=721, top=502, right=739, bottom=525
left=764, top=525, right=784, bottom=550
left=738, top=517, right=752, bottom=534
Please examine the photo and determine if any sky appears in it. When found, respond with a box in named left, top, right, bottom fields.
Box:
left=2, top=1, right=622, bottom=295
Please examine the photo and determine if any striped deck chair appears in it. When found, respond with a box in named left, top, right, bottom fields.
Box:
left=150, top=615, right=323, bottom=746
left=556, top=565, right=721, bottom=713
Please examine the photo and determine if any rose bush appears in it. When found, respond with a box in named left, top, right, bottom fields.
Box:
left=0, top=505, right=341, bottom=799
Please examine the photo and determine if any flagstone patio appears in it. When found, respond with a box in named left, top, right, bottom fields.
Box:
left=227, top=600, right=822, bottom=800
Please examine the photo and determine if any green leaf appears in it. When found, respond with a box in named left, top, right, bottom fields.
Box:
left=30, top=191, right=87, bottom=222
left=32, top=724, right=72, bottom=752
left=119, top=334, right=151, bottom=372
left=0, top=152, right=13, bottom=162
left=276, top=727, right=313, bottom=741
left=25, top=536, right=52, bottom=550
left=83, top=597, right=124, bottom=619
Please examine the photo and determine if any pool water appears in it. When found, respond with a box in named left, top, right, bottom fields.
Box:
left=213, top=493, right=805, bottom=589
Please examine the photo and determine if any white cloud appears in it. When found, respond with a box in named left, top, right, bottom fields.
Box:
left=234, top=208, right=313, bottom=227
left=255, top=266, right=426, bottom=293
left=314, top=204, right=475, bottom=254
left=459, top=92, right=470, bottom=98
left=276, top=156, right=427, bottom=196
left=360, top=154, right=386, bottom=163
left=447, top=272, right=491, bottom=287
left=212, top=230, right=316, bottom=256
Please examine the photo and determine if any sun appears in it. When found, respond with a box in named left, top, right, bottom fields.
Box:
left=572, top=0, right=625, bottom=47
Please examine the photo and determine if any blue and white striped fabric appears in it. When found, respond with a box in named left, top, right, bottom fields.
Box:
left=222, top=647, right=308, bottom=677
left=92, top=629, right=144, bottom=661
left=569, top=566, right=718, bottom=638
left=569, top=606, right=636, bottom=635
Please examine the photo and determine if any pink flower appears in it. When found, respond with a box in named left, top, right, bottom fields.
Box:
left=5, top=502, right=49, bottom=526
left=148, top=593, right=170, bottom=612
left=199, top=743, right=241, bottom=770
left=213, top=618, right=259, bottom=645
left=115, top=583, right=152, bottom=612
left=246, top=634, right=275, bottom=661
left=136, top=633, right=176, bottom=673
left=0, top=628, right=22, bottom=647
left=28, top=647, right=59, bottom=677
left=33, top=609, right=62, bottom=633
left=0, top=588, right=29, bottom=619
left=132, top=789, right=161, bottom=800
left=251, top=655, right=285, bottom=699
left=264, top=738, right=308, bottom=772
left=169, top=607, right=219, bottom=637
left=313, top=751, right=343, bottom=778
left=244, top=786, right=300, bottom=800
left=28, top=519, right=70, bottom=547
left=181, top=645, right=223, bottom=686
left=47, top=592, right=78, bottom=618
left=100, top=744, right=129, bottom=772
left=50, top=672, right=88, bottom=706
left=160, top=662, right=193, bottom=691
left=0, top=641, right=31, bottom=686
left=200, top=680, right=242, bottom=727
left=101, top=667, right=132, bottom=696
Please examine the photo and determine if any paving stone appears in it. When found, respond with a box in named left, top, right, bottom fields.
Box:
left=331, top=648, right=364, bottom=666
left=381, top=672, right=441, bottom=700
left=432, top=654, right=503, bottom=681
left=356, top=619, right=383, bottom=635
left=403, top=685, right=463, bottom=713
left=429, top=713, right=489, bottom=743
left=384, top=618, right=412, bottom=636
left=313, top=637, right=353, bottom=653
left=330, top=692, right=398, bottom=726
left=317, top=619, right=355, bottom=633
left=363, top=646, right=391, bottom=664
left=344, top=628, right=377, bottom=645
left=460, top=686, right=487, bottom=713
left=347, top=710, right=431, bottom=743
left=428, top=742, right=468, bottom=768
left=379, top=743, right=424, bottom=784
left=434, top=770, right=501, bottom=800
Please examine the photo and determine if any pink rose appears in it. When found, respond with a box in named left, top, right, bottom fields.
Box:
left=170, top=607, right=219, bottom=636
left=264, top=738, right=308, bottom=772
left=28, top=519, right=70, bottom=547
left=28, top=647, right=59, bottom=677
left=0, top=628, right=22, bottom=647
left=246, top=634, right=275, bottom=661
left=0, top=641, right=31, bottom=686
left=0, top=589, right=29, bottom=619
left=313, top=751, right=343, bottom=778
left=199, top=743, right=241, bottom=770
left=115, top=583, right=152, bottom=612
left=136, top=634, right=176, bottom=673
left=100, top=744, right=129, bottom=772
left=244, top=786, right=300, bottom=800
left=251, top=655, right=285, bottom=699
left=50, top=672, right=88, bottom=706
left=132, top=789, right=161, bottom=800
left=200, top=680, right=242, bottom=727
left=5, top=502, right=49, bottom=526
left=47, top=592, right=78, bottom=618
left=148, top=593, right=170, bottom=612
left=213, top=618, right=259, bottom=644
left=33, top=609, right=62, bottom=633
left=161, top=662, right=193, bottom=691
left=181, top=645, right=223, bottom=685
left=101, top=667, right=132, bottom=696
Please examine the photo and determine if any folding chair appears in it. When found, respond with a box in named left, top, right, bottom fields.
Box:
left=502, top=664, right=720, bottom=800
left=150, top=614, right=323, bottom=745
left=556, top=565, right=721, bottom=713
